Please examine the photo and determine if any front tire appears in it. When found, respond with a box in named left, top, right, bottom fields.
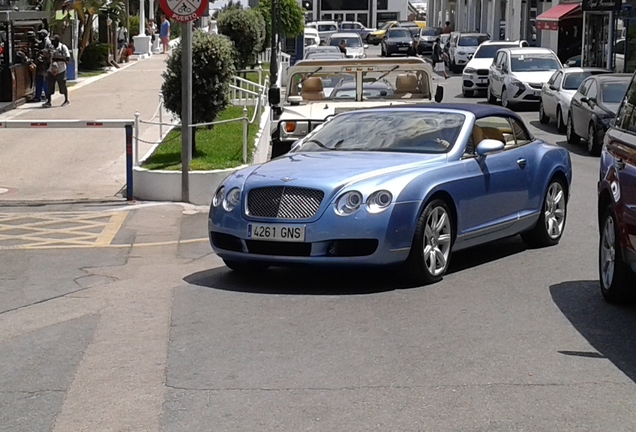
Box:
left=556, top=107, right=566, bottom=133
left=403, top=199, right=453, bottom=285
left=599, top=210, right=635, bottom=303
left=501, top=86, right=511, bottom=108
left=566, top=113, right=580, bottom=144
left=539, top=100, right=550, bottom=124
left=521, top=178, right=567, bottom=247
left=487, top=86, right=497, bottom=104
left=587, top=122, right=602, bottom=156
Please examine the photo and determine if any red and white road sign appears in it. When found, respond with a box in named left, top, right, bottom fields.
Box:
left=160, top=0, right=208, bottom=23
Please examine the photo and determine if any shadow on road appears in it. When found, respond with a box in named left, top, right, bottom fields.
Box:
left=447, top=235, right=527, bottom=275
left=550, top=280, right=636, bottom=384
left=528, top=120, right=559, bottom=134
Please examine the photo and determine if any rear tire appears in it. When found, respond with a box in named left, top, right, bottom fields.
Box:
left=599, top=210, right=635, bottom=303
left=539, top=100, right=550, bottom=124
left=403, top=199, right=454, bottom=285
left=521, top=178, right=567, bottom=247
left=566, top=113, right=580, bottom=144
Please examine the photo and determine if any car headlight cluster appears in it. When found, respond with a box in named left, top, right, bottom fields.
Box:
left=464, top=67, right=476, bottom=74
left=281, top=121, right=309, bottom=138
left=334, top=190, right=393, bottom=216
left=213, top=186, right=242, bottom=212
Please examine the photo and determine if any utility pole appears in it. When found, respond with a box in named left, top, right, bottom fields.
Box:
left=269, top=0, right=278, bottom=87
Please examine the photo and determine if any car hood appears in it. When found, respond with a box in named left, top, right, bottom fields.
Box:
left=244, top=152, right=446, bottom=191
left=346, top=47, right=364, bottom=56
left=387, top=37, right=413, bottom=43
left=456, top=46, right=478, bottom=53
left=280, top=100, right=429, bottom=121
left=420, top=35, right=437, bottom=42
left=465, top=58, right=494, bottom=70
left=512, top=71, right=559, bottom=84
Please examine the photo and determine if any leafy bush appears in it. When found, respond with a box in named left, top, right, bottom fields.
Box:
left=217, top=7, right=265, bottom=69
left=257, top=0, right=304, bottom=50
left=80, top=43, right=110, bottom=70
left=161, top=33, right=236, bottom=151
left=129, top=15, right=140, bottom=37
left=170, top=19, right=181, bottom=39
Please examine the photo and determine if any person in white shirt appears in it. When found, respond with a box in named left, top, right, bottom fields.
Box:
left=117, top=22, right=128, bottom=50
left=43, top=35, right=70, bottom=108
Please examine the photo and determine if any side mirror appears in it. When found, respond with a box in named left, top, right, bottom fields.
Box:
left=549, top=84, right=557, bottom=91
left=435, top=85, right=444, bottom=103
left=580, top=96, right=589, bottom=104
left=588, top=96, right=597, bottom=104
left=363, top=44, right=369, bottom=49
left=476, top=139, right=505, bottom=157
left=268, top=87, right=281, bottom=105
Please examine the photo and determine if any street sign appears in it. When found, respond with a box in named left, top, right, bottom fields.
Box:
left=159, top=0, right=208, bottom=23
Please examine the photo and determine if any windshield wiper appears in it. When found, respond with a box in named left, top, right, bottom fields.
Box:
left=300, top=67, right=323, bottom=83
left=371, top=66, right=400, bottom=84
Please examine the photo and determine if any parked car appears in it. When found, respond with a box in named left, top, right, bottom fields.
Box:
left=416, top=27, right=442, bottom=55
left=598, top=73, right=636, bottom=303
left=567, top=74, right=631, bottom=155
left=462, top=40, right=529, bottom=97
left=269, top=57, right=443, bottom=157
left=304, top=52, right=346, bottom=60
left=209, top=104, right=572, bottom=284
left=338, top=21, right=376, bottom=42
left=613, top=38, right=626, bottom=72
left=304, top=27, right=320, bottom=47
left=326, top=32, right=367, bottom=59
left=304, top=45, right=341, bottom=59
left=539, top=67, right=611, bottom=133
left=488, top=47, right=562, bottom=109
left=564, top=55, right=581, bottom=68
left=306, top=21, right=339, bottom=42
left=381, top=28, right=415, bottom=57
left=447, top=32, right=490, bottom=73
left=367, top=20, right=399, bottom=45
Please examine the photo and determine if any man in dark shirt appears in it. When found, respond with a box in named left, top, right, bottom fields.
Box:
left=338, top=39, right=347, bottom=54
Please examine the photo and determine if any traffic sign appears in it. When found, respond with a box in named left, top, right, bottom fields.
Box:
left=159, top=0, right=208, bottom=23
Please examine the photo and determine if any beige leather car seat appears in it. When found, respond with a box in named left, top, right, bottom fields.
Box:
left=394, top=73, right=419, bottom=95
left=301, top=77, right=325, bottom=100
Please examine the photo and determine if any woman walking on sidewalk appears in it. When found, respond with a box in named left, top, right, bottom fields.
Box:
left=432, top=37, right=449, bottom=80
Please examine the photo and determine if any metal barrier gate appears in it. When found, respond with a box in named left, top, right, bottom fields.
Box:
left=0, top=119, right=135, bottom=201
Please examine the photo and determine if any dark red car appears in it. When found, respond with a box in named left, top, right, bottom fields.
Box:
left=598, top=73, right=636, bottom=302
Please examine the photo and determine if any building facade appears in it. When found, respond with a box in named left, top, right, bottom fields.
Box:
left=300, top=0, right=410, bottom=28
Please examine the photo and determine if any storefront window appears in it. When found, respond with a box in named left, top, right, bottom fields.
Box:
left=377, top=0, right=388, bottom=10
left=583, top=13, right=610, bottom=68
left=377, top=12, right=398, bottom=26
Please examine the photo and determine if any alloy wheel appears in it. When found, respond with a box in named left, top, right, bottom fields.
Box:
left=423, top=206, right=452, bottom=277
left=600, top=215, right=616, bottom=290
left=544, top=181, right=566, bottom=240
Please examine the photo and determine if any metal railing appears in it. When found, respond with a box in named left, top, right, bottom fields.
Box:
left=229, top=75, right=270, bottom=108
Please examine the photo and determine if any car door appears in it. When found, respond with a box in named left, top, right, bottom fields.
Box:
left=456, top=116, right=529, bottom=238
left=543, top=71, right=561, bottom=118
left=489, top=52, right=503, bottom=95
left=570, top=78, right=591, bottom=137
left=578, top=80, right=598, bottom=138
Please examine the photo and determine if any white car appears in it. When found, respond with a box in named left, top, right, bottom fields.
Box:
left=488, top=47, right=562, bottom=109
left=306, top=21, right=339, bottom=42
left=326, top=32, right=367, bottom=59
left=269, top=57, right=444, bottom=158
left=447, top=32, right=489, bottom=73
left=462, top=40, right=529, bottom=97
left=304, top=27, right=320, bottom=47
left=539, top=67, right=611, bottom=133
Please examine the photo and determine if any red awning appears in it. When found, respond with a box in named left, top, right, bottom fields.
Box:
left=536, top=3, right=581, bottom=31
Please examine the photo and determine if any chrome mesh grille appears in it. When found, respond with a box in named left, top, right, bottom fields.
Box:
left=247, top=187, right=324, bottom=219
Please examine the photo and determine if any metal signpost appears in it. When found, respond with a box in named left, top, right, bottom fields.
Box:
left=159, top=0, right=208, bottom=202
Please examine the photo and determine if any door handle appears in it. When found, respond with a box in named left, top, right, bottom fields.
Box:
left=517, top=158, right=527, bottom=169
left=616, top=159, right=626, bottom=171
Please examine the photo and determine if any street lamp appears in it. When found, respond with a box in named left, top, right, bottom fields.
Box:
left=268, top=0, right=281, bottom=110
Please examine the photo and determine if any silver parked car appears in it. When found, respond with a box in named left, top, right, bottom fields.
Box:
left=488, top=47, right=562, bottom=109
left=539, top=67, right=611, bottom=133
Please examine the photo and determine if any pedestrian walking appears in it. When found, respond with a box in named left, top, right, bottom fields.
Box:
left=442, top=21, right=453, bottom=34
left=43, top=35, right=70, bottom=108
left=34, top=29, right=52, bottom=102
left=117, top=22, right=128, bottom=62
left=431, top=37, right=449, bottom=79
left=160, top=15, right=170, bottom=54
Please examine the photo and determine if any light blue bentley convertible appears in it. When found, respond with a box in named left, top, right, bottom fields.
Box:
left=208, top=104, right=572, bottom=285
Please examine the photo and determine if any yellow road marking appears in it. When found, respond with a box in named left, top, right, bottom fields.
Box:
left=94, top=212, right=128, bottom=246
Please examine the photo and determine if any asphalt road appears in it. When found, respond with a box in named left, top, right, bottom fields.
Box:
left=1, top=49, right=636, bottom=431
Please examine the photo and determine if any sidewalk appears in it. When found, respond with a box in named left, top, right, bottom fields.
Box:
left=0, top=54, right=170, bottom=203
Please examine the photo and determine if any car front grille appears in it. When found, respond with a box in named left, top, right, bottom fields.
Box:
left=477, top=69, right=489, bottom=76
left=247, top=186, right=324, bottom=219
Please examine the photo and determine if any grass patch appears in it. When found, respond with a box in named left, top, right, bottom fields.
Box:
left=78, top=69, right=109, bottom=78
left=240, top=62, right=271, bottom=85
left=142, top=105, right=257, bottom=171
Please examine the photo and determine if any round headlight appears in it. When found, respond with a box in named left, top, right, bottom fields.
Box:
left=367, top=190, right=393, bottom=213
left=212, top=186, right=225, bottom=207
left=223, top=187, right=241, bottom=212
left=335, top=191, right=363, bottom=216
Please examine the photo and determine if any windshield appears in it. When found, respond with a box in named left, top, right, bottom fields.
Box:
left=380, top=21, right=394, bottom=30
left=318, top=24, right=337, bottom=31
left=421, top=28, right=441, bottom=36
left=475, top=44, right=515, bottom=58
left=329, top=37, right=362, bottom=48
left=388, top=29, right=411, bottom=38
left=288, top=67, right=431, bottom=101
left=511, top=54, right=560, bottom=72
left=562, top=72, right=594, bottom=90
left=458, top=36, right=488, bottom=46
left=293, top=112, right=465, bottom=154
left=601, top=82, right=629, bottom=103
left=305, top=52, right=345, bottom=59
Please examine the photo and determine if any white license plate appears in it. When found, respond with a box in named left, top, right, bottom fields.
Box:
left=478, top=78, right=488, bottom=83
left=399, top=47, right=409, bottom=51
left=247, top=224, right=305, bottom=242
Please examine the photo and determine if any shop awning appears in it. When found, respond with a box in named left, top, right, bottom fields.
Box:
left=536, top=3, right=582, bottom=31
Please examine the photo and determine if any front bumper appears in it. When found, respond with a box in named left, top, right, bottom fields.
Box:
left=208, top=201, right=420, bottom=266
left=506, top=82, right=543, bottom=103
left=453, top=53, right=473, bottom=67
left=462, top=70, right=490, bottom=91
left=387, top=43, right=412, bottom=54
left=368, top=34, right=383, bottom=44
